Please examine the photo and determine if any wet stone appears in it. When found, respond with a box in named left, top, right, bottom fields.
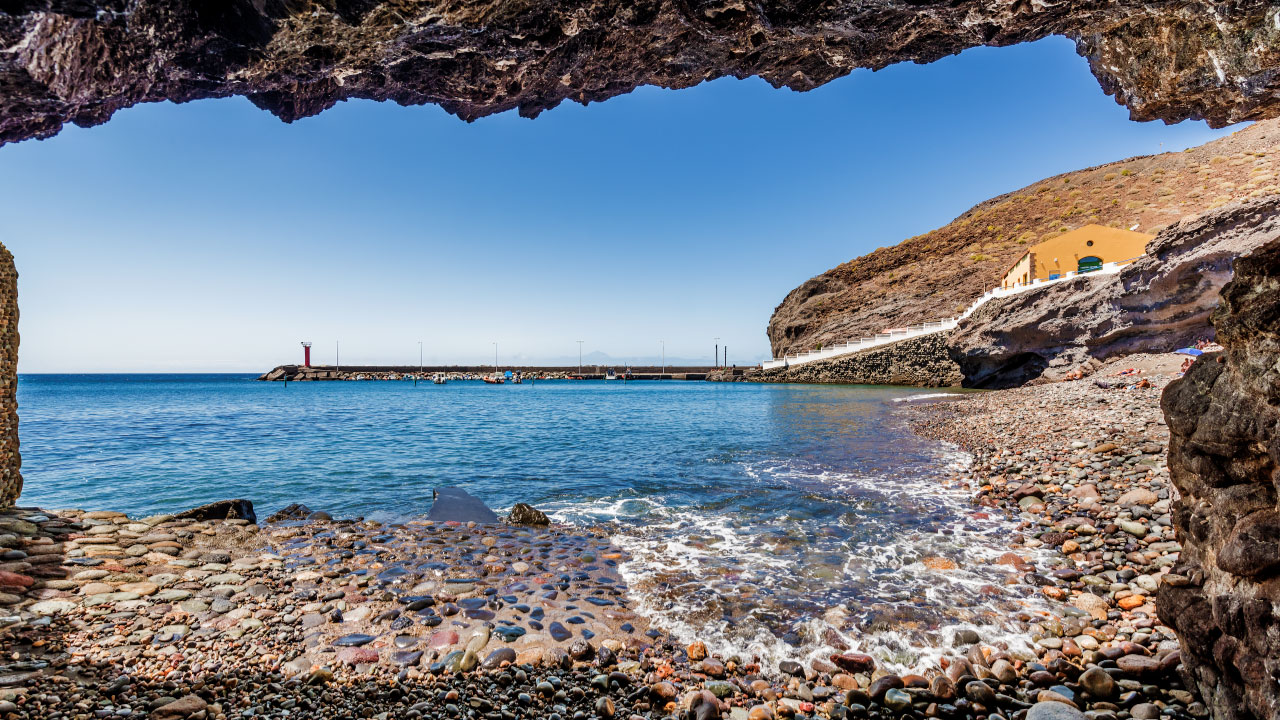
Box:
left=494, top=625, right=527, bottom=642
left=549, top=622, right=572, bottom=641
left=390, top=650, right=423, bottom=667
left=333, top=633, right=376, bottom=647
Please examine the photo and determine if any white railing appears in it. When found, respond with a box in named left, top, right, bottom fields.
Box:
left=762, top=257, right=1140, bottom=371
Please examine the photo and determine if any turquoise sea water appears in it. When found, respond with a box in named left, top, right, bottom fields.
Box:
left=16, top=375, right=1035, bottom=669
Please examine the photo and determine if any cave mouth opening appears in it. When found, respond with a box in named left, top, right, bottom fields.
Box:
left=0, top=2, right=1278, bottom=508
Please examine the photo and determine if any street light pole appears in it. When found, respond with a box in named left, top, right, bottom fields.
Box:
left=714, top=338, right=720, bottom=368
left=576, top=340, right=584, bottom=376
left=660, top=340, right=665, bottom=378
left=493, top=342, right=498, bottom=370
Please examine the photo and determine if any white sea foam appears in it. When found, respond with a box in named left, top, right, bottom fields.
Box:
left=544, top=445, right=1053, bottom=675
left=891, top=393, right=964, bottom=403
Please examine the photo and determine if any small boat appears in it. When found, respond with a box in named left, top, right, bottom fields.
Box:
left=433, top=375, right=448, bottom=385
left=483, top=375, right=504, bottom=385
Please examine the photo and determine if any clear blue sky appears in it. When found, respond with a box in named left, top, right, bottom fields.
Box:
left=0, top=37, right=1238, bottom=372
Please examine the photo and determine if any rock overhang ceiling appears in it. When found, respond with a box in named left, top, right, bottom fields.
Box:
left=1, top=0, right=1279, bottom=145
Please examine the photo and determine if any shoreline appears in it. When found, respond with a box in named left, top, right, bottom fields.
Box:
left=0, top=366, right=1202, bottom=720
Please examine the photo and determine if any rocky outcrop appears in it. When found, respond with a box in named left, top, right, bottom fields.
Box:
left=2, top=0, right=1280, bottom=145
left=947, top=195, right=1280, bottom=388
left=507, top=502, right=550, bottom=525
left=767, top=121, right=1280, bottom=360
left=173, top=498, right=257, bottom=524
left=0, top=244, right=18, bottom=508
left=757, top=332, right=962, bottom=387
left=1157, top=236, right=1280, bottom=720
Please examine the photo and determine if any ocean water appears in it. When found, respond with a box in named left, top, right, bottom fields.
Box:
left=16, top=374, right=1043, bottom=670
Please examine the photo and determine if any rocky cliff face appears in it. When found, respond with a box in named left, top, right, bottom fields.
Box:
left=0, top=244, right=17, bottom=507
left=947, top=195, right=1280, bottom=387
left=2, top=0, right=1279, bottom=145
left=1157, top=237, right=1280, bottom=720
left=767, top=121, right=1280, bottom=359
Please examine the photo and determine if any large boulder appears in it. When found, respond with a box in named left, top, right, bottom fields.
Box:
left=1157, top=235, right=1280, bottom=720
left=508, top=503, right=550, bottom=525
left=174, top=499, right=257, bottom=524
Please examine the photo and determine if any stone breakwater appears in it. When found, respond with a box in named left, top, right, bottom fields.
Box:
left=755, top=333, right=963, bottom=387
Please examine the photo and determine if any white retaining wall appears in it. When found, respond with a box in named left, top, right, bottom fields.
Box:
left=762, top=258, right=1137, bottom=371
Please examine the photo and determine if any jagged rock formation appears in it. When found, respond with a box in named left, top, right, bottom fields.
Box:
left=0, top=243, right=17, bottom=507
left=947, top=195, right=1280, bottom=387
left=757, top=332, right=962, bottom=386
left=1157, top=237, right=1280, bottom=720
left=173, top=498, right=257, bottom=523
left=768, top=120, right=1280, bottom=359
left=2, top=0, right=1280, bottom=145
left=508, top=502, right=551, bottom=525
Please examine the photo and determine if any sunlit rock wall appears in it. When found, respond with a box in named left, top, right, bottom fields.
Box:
left=1157, top=237, right=1280, bottom=720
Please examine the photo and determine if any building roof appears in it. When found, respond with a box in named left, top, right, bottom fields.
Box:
left=1002, top=224, right=1154, bottom=280
left=1029, top=224, right=1153, bottom=257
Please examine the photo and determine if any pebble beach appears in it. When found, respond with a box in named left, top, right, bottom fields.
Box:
left=0, top=361, right=1203, bottom=720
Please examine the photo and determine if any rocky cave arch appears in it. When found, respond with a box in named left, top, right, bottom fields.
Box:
left=1, top=0, right=1279, bottom=145
left=4, top=5, right=1280, bottom=717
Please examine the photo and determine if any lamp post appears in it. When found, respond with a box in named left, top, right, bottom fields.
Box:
left=418, top=341, right=423, bottom=385
left=714, top=338, right=720, bottom=368
left=576, top=340, right=584, bottom=376
left=336, top=341, right=340, bottom=371
left=660, top=340, right=665, bottom=378
left=493, top=342, right=498, bottom=371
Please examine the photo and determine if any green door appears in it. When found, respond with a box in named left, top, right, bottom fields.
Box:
left=1078, top=256, right=1103, bottom=273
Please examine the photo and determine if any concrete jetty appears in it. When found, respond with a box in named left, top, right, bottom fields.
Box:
left=258, top=364, right=718, bottom=382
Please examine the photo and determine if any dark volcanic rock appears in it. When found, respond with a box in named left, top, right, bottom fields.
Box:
left=174, top=499, right=256, bottom=524
left=1157, top=234, right=1280, bottom=720
left=266, top=503, right=320, bottom=523
left=949, top=194, right=1280, bottom=387
left=507, top=502, right=550, bottom=525
left=1, top=0, right=1279, bottom=145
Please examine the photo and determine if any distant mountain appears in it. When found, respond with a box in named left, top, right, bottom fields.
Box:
left=767, top=120, right=1280, bottom=357
left=529, top=350, right=719, bottom=367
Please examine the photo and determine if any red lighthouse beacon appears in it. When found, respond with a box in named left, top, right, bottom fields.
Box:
left=301, top=341, right=313, bottom=368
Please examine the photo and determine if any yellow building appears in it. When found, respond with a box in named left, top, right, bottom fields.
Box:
left=1001, top=224, right=1153, bottom=289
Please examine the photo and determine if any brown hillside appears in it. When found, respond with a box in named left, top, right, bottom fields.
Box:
left=767, top=120, right=1280, bottom=358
